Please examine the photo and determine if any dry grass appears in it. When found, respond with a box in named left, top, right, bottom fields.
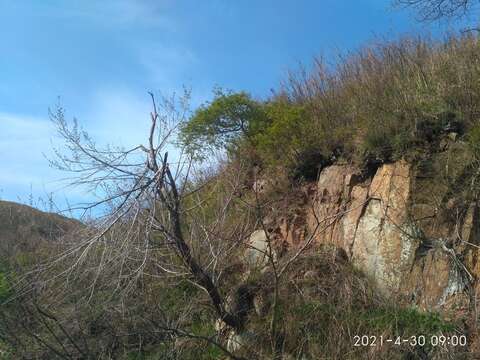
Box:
left=266, top=34, right=480, bottom=174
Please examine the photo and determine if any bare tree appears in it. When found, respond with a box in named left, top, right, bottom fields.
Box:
left=395, top=0, right=479, bottom=21
left=34, top=90, right=255, bottom=359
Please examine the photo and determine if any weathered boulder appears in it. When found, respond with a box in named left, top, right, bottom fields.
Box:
left=214, top=318, right=227, bottom=334
left=244, top=229, right=274, bottom=269
left=403, top=246, right=470, bottom=311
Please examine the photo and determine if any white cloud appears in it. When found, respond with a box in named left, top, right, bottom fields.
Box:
left=0, top=112, right=99, bottom=209
left=0, top=0, right=200, bottom=210
left=83, top=87, right=184, bottom=163
left=0, top=112, right=51, bottom=139
left=0, top=113, right=53, bottom=185
left=0, top=113, right=72, bottom=206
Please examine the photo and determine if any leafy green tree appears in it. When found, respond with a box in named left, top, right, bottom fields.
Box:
left=179, top=89, right=268, bottom=158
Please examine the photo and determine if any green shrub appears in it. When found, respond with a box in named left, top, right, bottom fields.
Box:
left=0, top=341, right=13, bottom=360
left=358, top=306, right=455, bottom=334
left=362, top=126, right=395, bottom=165
left=254, top=100, right=329, bottom=178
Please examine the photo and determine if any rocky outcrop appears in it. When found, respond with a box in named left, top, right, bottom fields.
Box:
left=305, top=164, right=368, bottom=256
left=303, top=161, right=417, bottom=294
left=268, top=156, right=480, bottom=311
left=352, top=161, right=418, bottom=294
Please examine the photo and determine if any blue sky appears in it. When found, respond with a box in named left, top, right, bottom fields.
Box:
left=0, top=0, right=464, bottom=211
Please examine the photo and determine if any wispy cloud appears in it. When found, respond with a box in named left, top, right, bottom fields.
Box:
left=137, top=44, right=198, bottom=88
left=0, top=112, right=53, bottom=185
left=0, top=110, right=122, bottom=209
left=84, top=88, right=153, bottom=148
left=0, top=112, right=73, bottom=207
left=37, top=0, right=176, bottom=29
left=0, top=86, right=187, bottom=209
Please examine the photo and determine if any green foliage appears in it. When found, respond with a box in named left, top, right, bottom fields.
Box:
left=295, top=35, right=478, bottom=168
left=254, top=100, right=329, bottom=179
left=0, top=260, right=11, bottom=302
left=156, top=280, right=199, bottom=314
left=13, top=252, right=35, bottom=267
left=179, top=88, right=269, bottom=159
left=127, top=342, right=222, bottom=360
left=255, top=100, right=309, bottom=163
left=362, top=126, right=395, bottom=165
left=282, top=300, right=456, bottom=358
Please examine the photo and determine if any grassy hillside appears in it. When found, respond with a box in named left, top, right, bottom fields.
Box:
left=0, top=200, right=81, bottom=265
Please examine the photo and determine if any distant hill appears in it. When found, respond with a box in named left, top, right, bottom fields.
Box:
left=0, top=200, right=81, bottom=260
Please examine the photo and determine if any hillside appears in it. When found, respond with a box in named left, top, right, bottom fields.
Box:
left=0, top=200, right=81, bottom=262
left=2, top=34, right=480, bottom=359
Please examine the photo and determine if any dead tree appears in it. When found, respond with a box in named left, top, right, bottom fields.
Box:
left=395, top=0, right=478, bottom=21
left=43, top=91, right=250, bottom=359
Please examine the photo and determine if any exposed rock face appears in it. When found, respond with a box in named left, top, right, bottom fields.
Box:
left=303, top=161, right=418, bottom=294
left=306, top=165, right=363, bottom=253
left=352, top=161, right=418, bottom=294
left=404, top=248, right=470, bottom=311
left=251, top=145, right=480, bottom=313
left=276, top=158, right=480, bottom=310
